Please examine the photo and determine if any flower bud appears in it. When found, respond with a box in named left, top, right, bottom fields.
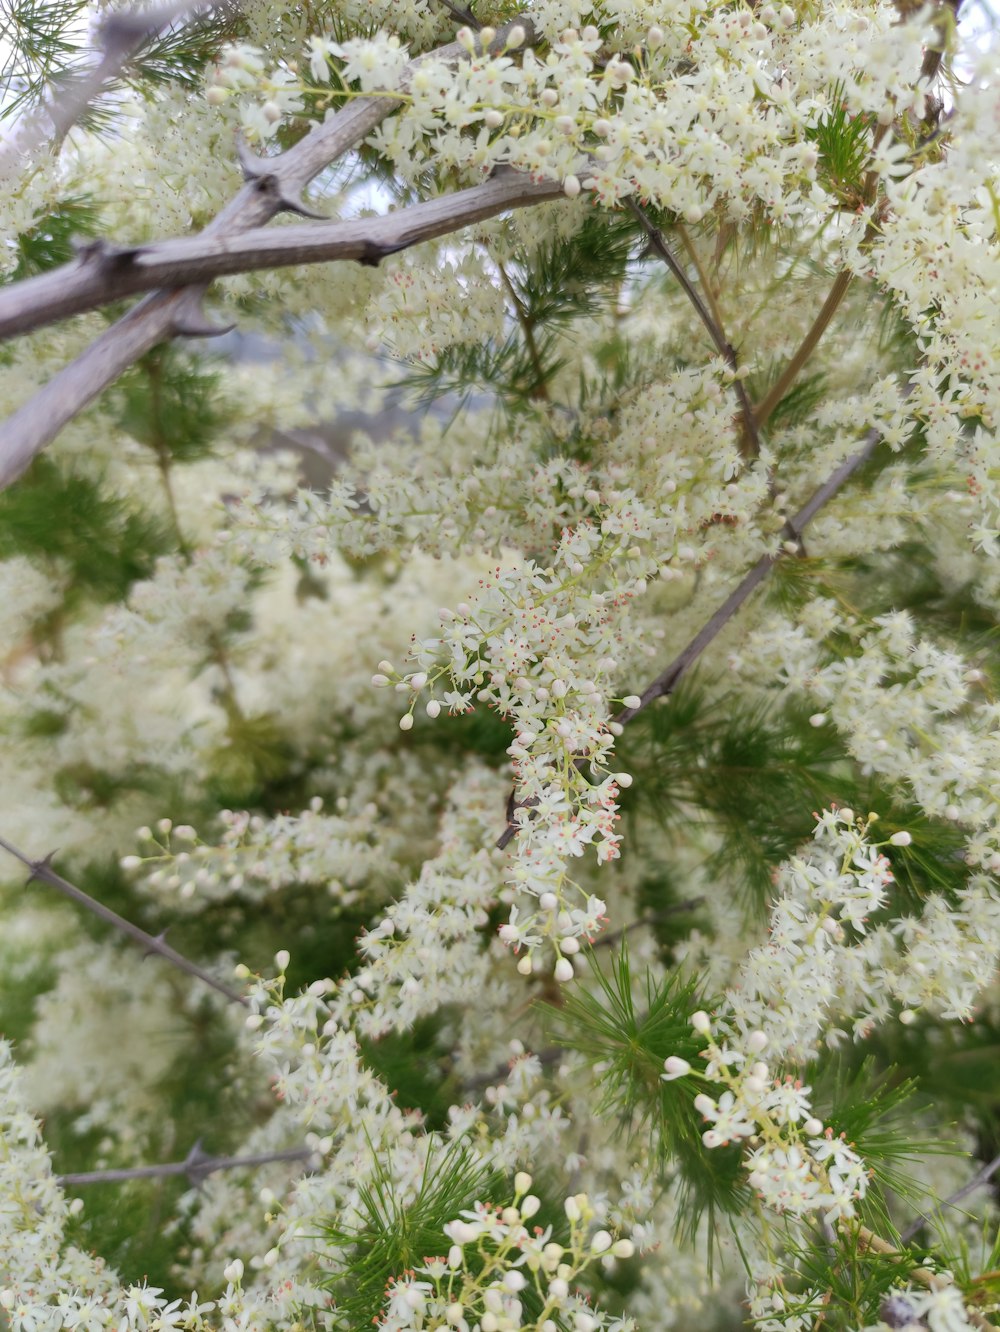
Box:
left=662, top=1056, right=691, bottom=1080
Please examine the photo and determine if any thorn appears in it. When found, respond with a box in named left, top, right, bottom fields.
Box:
left=275, top=189, right=326, bottom=220
left=235, top=141, right=326, bottom=217
left=71, top=237, right=138, bottom=267
left=142, top=929, right=168, bottom=961
left=357, top=239, right=405, bottom=268
left=26, top=851, right=58, bottom=885
left=184, top=1140, right=212, bottom=1185
left=170, top=291, right=235, bottom=339
left=235, top=133, right=270, bottom=181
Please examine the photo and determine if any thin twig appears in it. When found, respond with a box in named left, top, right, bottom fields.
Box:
left=752, top=269, right=854, bottom=431
left=0, top=833, right=248, bottom=1006
left=614, top=422, right=882, bottom=725
left=57, top=1143, right=313, bottom=1187
left=899, top=1150, right=1000, bottom=1244
left=0, top=171, right=564, bottom=343
left=627, top=199, right=761, bottom=458
left=497, top=422, right=881, bottom=847
left=0, top=15, right=536, bottom=490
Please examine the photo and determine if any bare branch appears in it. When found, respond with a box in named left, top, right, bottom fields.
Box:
left=57, top=1142, right=314, bottom=1187
left=613, top=423, right=881, bottom=725
left=751, top=268, right=854, bottom=431
left=0, top=0, right=232, bottom=185
left=899, top=1149, right=1000, bottom=1244
left=627, top=200, right=761, bottom=458
left=0, top=833, right=248, bottom=1006
left=0, top=171, right=565, bottom=341
left=0, top=15, right=536, bottom=491
left=498, top=423, right=883, bottom=847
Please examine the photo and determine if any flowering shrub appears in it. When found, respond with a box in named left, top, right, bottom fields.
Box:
left=1, top=0, right=1000, bottom=1328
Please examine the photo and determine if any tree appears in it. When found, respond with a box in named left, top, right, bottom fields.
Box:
left=1, top=0, right=999, bottom=1327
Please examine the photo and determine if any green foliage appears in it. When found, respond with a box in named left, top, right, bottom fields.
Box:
left=114, top=347, right=229, bottom=464
left=205, top=711, right=298, bottom=806
left=804, top=87, right=878, bottom=206
left=0, top=0, right=90, bottom=120
left=361, top=1017, right=456, bottom=1129
left=396, top=211, right=636, bottom=409
left=319, top=1140, right=508, bottom=1328
left=0, top=456, right=171, bottom=608
left=869, top=1013, right=1000, bottom=1131
left=747, top=366, right=827, bottom=432
left=619, top=683, right=853, bottom=909
left=777, top=1226, right=927, bottom=1332
left=811, top=1059, right=954, bottom=1233
left=53, top=759, right=164, bottom=812
left=126, top=8, right=239, bottom=94
left=1, top=196, right=101, bottom=281
left=552, top=945, right=745, bottom=1237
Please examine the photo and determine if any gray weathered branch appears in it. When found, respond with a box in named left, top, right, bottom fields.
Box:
left=58, top=1142, right=313, bottom=1187
left=0, top=0, right=231, bottom=185
left=497, top=422, right=884, bottom=848
left=0, top=15, right=535, bottom=491
left=614, top=424, right=883, bottom=724
left=0, top=171, right=564, bottom=342
left=0, top=833, right=248, bottom=1006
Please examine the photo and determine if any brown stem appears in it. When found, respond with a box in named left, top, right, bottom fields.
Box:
left=434, top=0, right=481, bottom=29
left=497, top=420, right=883, bottom=847
left=752, top=268, right=853, bottom=432
left=0, top=172, right=563, bottom=348
left=677, top=223, right=727, bottom=342
left=613, top=420, right=882, bottom=726
left=856, top=1225, right=994, bottom=1332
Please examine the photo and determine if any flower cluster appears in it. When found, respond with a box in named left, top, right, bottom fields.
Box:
left=380, top=1179, right=637, bottom=1332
